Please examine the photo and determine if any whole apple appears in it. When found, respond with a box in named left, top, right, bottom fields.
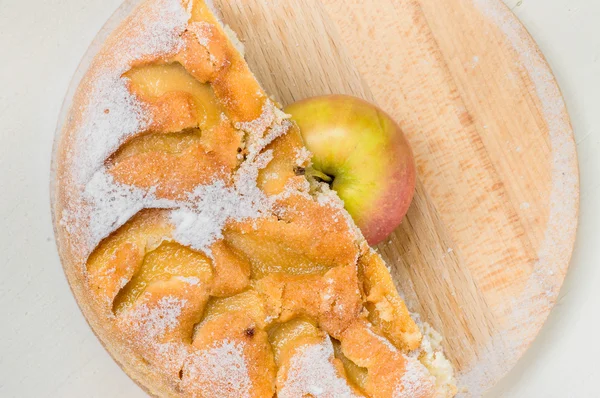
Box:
left=285, top=95, right=416, bottom=245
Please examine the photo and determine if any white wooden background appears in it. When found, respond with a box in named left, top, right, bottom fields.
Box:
left=0, top=0, right=598, bottom=396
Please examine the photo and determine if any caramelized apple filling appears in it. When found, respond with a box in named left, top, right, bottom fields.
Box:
left=106, top=127, right=235, bottom=199
left=113, top=242, right=213, bottom=313
left=196, top=290, right=268, bottom=332
left=333, top=339, right=369, bottom=390
left=268, top=317, right=322, bottom=365
left=125, top=62, right=223, bottom=131
left=110, top=129, right=204, bottom=162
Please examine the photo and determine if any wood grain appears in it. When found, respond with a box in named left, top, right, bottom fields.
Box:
left=214, top=0, right=579, bottom=395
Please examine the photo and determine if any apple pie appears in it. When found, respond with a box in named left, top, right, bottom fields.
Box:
left=52, top=0, right=457, bottom=396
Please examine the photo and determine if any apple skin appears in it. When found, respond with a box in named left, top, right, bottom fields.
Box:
left=285, top=95, right=416, bottom=245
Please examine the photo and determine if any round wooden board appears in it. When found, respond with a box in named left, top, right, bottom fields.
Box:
left=211, top=0, right=579, bottom=395
left=58, top=0, right=579, bottom=395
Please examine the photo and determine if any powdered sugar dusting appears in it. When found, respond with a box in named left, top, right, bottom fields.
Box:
left=170, top=147, right=272, bottom=255
left=278, top=339, right=360, bottom=398
left=175, top=276, right=200, bottom=286
left=60, top=169, right=175, bottom=254
left=294, top=146, right=312, bottom=166
left=461, top=1, right=579, bottom=395
left=394, top=356, right=436, bottom=398
left=63, top=8, right=295, bottom=254
left=66, top=145, right=274, bottom=256
left=188, top=21, right=212, bottom=47
left=73, top=0, right=190, bottom=184
left=236, top=100, right=291, bottom=161
left=82, top=170, right=175, bottom=248
left=64, top=73, right=289, bottom=258
left=182, top=340, right=252, bottom=398
left=364, top=321, right=399, bottom=353
left=129, top=295, right=186, bottom=339
left=235, top=100, right=277, bottom=138
left=75, top=76, right=150, bottom=185
left=312, top=185, right=364, bottom=240
left=122, top=295, right=190, bottom=372
left=169, top=178, right=268, bottom=256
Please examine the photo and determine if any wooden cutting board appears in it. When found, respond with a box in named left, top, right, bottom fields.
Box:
left=211, top=0, right=579, bottom=395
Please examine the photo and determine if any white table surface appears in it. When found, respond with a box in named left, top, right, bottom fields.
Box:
left=1, top=0, right=598, bottom=396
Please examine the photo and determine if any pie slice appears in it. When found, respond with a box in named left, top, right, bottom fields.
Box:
left=52, top=0, right=457, bottom=396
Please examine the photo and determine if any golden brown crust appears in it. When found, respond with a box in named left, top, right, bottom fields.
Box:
left=358, top=247, right=422, bottom=351
left=52, top=0, right=447, bottom=396
left=341, top=319, right=435, bottom=398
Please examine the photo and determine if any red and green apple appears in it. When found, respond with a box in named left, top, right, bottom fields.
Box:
left=285, top=95, right=416, bottom=245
